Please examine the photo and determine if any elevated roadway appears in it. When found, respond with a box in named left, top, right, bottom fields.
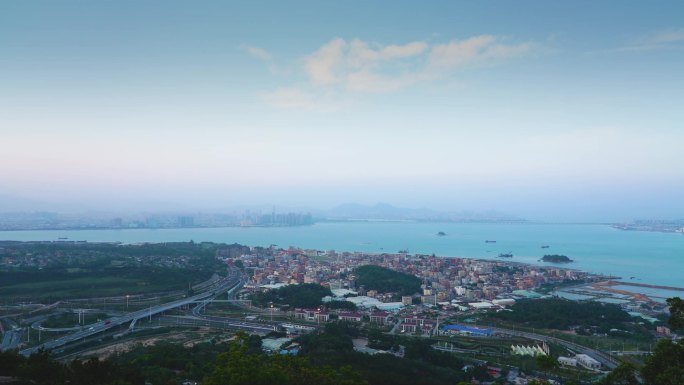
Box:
left=19, top=269, right=242, bottom=357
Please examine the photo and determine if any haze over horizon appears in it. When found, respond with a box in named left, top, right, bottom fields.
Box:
left=2, top=1, right=683, bottom=222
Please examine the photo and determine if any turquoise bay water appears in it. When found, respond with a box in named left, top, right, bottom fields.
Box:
left=1, top=222, right=683, bottom=287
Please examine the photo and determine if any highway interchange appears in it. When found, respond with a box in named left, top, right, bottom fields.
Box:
left=5, top=267, right=617, bottom=371
left=18, top=268, right=246, bottom=356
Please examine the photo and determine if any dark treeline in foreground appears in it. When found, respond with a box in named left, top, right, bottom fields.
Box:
left=1, top=297, right=683, bottom=385
left=0, top=350, right=143, bottom=385
left=0, top=324, right=480, bottom=385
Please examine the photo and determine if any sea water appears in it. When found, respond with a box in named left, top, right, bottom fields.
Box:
left=1, top=222, right=683, bottom=288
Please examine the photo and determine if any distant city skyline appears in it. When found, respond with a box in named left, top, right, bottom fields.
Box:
left=1, top=1, right=683, bottom=222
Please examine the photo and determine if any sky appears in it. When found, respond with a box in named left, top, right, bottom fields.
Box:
left=1, top=1, right=683, bottom=221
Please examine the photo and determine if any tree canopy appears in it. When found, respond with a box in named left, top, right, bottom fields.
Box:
left=600, top=297, right=684, bottom=385
left=666, top=297, right=684, bottom=331
left=251, top=283, right=332, bottom=309
left=0, top=350, right=143, bottom=385
left=491, top=298, right=632, bottom=332
left=354, top=265, right=421, bottom=295
left=204, top=332, right=365, bottom=385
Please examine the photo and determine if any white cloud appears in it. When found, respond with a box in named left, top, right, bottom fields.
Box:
left=302, top=38, right=430, bottom=87
left=618, top=28, right=684, bottom=51
left=644, top=28, right=684, bottom=45
left=244, top=46, right=272, bottom=61
left=304, top=38, right=347, bottom=85
left=250, top=35, right=536, bottom=108
left=346, top=70, right=429, bottom=93
left=346, top=39, right=428, bottom=68
left=428, top=35, right=534, bottom=68
left=300, top=36, right=534, bottom=93
left=427, top=35, right=496, bottom=67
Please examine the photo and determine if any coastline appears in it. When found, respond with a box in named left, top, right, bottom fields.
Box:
left=3, top=239, right=679, bottom=308
left=1, top=221, right=683, bottom=289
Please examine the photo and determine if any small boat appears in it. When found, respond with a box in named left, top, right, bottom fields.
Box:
left=58, top=237, right=68, bottom=240
left=498, top=253, right=513, bottom=258
left=541, top=245, right=550, bottom=249
left=437, top=231, right=446, bottom=236
left=485, top=240, right=496, bottom=243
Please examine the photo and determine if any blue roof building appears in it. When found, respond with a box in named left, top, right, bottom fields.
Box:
left=441, top=324, right=493, bottom=336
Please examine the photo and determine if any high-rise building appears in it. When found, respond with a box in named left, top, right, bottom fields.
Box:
left=178, top=216, right=194, bottom=227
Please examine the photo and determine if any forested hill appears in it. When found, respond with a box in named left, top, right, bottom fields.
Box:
left=354, top=265, right=421, bottom=296
left=490, top=298, right=631, bottom=331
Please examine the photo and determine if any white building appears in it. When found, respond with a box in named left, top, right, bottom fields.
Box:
left=511, top=344, right=548, bottom=356
left=469, top=301, right=495, bottom=310
left=575, top=354, right=601, bottom=370
left=492, top=298, right=516, bottom=306
left=558, top=357, right=577, bottom=367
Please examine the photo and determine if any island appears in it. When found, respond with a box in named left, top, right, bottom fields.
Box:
left=541, top=254, right=573, bottom=263
left=437, top=231, right=446, bottom=236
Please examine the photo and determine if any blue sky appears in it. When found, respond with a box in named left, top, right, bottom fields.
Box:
left=1, top=1, right=683, bottom=221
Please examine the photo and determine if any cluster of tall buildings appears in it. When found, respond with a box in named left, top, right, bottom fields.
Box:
left=0, top=210, right=315, bottom=230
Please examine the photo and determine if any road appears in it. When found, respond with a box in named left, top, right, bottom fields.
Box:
left=191, top=274, right=243, bottom=317
left=159, top=315, right=277, bottom=334
left=0, top=318, right=23, bottom=351
left=1, top=328, right=23, bottom=351
left=19, top=268, right=242, bottom=356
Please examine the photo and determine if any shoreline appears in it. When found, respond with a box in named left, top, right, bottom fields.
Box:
left=0, top=238, right=656, bottom=286
left=2, top=240, right=681, bottom=306
left=1, top=223, right=682, bottom=290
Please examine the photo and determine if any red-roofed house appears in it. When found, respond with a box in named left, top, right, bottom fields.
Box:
left=338, top=312, right=363, bottom=322
left=369, top=311, right=390, bottom=325
left=294, top=308, right=329, bottom=322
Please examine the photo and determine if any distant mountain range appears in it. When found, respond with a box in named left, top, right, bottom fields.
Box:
left=321, top=202, right=523, bottom=222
